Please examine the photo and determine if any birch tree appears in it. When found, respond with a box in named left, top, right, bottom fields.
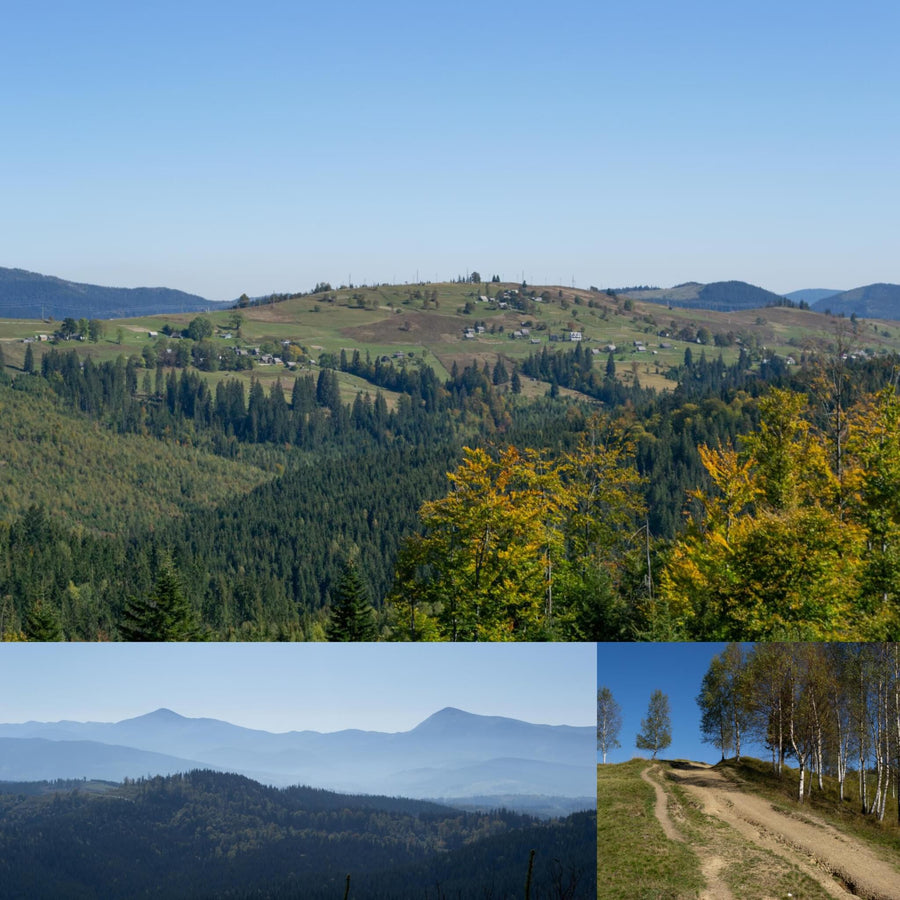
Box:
left=596, top=686, right=622, bottom=764
left=637, top=690, right=671, bottom=760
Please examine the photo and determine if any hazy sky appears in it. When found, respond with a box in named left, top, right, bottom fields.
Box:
left=2, top=1, right=897, bottom=300
left=0, top=642, right=595, bottom=732
left=596, top=643, right=767, bottom=765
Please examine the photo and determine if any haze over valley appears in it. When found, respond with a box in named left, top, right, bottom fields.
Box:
left=0, top=706, right=594, bottom=812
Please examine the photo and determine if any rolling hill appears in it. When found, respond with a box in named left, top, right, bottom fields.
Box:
left=620, top=280, right=788, bottom=311
left=810, top=282, right=900, bottom=320
left=0, top=769, right=598, bottom=899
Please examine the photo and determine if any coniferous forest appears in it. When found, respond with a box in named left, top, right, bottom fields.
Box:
left=0, top=771, right=597, bottom=899
left=0, top=333, right=899, bottom=640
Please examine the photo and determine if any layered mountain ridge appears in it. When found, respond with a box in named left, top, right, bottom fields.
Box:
left=0, top=707, right=594, bottom=808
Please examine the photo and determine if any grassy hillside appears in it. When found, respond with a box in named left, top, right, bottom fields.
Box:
left=0, top=379, right=274, bottom=534
left=6, top=280, right=900, bottom=405
left=596, top=759, right=705, bottom=899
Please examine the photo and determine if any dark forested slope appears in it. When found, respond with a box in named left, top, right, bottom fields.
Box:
left=0, top=770, right=596, bottom=899
left=0, top=266, right=227, bottom=319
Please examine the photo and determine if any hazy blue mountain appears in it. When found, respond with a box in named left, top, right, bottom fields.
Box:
left=0, top=266, right=232, bottom=319
left=380, top=756, right=592, bottom=798
left=0, top=707, right=595, bottom=803
left=0, top=737, right=213, bottom=782
left=622, top=280, right=788, bottom=311
left=810, top=283, right=900, bottom=320
left=784, top=288, right=843, bottom=305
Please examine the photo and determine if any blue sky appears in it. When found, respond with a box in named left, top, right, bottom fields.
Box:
left=596, top=643, right=766, bottom=765
left=2, top=1, right=898, bottom=300
left=0, top=642, right=595, bottom=732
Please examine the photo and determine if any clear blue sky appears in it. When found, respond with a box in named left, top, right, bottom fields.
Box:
left=1, top=1, right=898, bottom=300
left=0, top=642, right=595, bottom=732
left=597, top=643, right=766, bottom=765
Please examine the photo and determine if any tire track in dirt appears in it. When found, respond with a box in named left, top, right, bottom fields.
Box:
left=642, top=765, right=734, bottom=899
left=641, top=765, right=683, bottom=842
left=666, top=762, right=900, bottom=900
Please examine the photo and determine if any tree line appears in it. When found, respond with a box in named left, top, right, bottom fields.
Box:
left=698, top=643, right=900, bottom=818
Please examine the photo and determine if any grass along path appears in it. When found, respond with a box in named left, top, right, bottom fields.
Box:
left=642, top=764, right=733, bottom=900
left=597, top=760, right=705, bottom=899
left=599, top=760, right=839, bottom=900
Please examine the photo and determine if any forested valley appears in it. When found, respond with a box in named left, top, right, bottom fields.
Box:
left=0, top=770, right=597, bottom=899
left=1, top=332, right=899, bottom=640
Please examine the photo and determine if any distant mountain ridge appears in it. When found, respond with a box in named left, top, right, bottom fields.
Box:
left=0, top=266, right=231, bottom=319
left=0, top=707, right=595, bottom=805
left=621, top=280, right=789, bottom=311
left=784, top=288, right=843, bottom=305
left=810, top=283, right=900, bottom=320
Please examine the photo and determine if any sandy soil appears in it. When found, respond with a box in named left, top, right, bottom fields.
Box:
left=655, top=761, right=900, bottom=900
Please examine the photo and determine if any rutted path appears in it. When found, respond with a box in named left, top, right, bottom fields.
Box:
left=663, top=761, right=900, bottom=900
left=641, top=765, right=683, bottom=842
left=642, top=765, right=734, bottom=900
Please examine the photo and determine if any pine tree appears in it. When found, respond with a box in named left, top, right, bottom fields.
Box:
left=326, top=560, right=378, bottom=641
left=23, top=343, right=34, bottom=374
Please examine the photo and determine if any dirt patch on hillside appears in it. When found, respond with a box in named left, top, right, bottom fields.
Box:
left=666, top=762, right=900, bottom=900
left=341, top=311, right=464, bottom=345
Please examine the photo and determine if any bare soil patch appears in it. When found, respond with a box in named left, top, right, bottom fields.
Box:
left=641, top=765, right=683, bottom=843
left=666, top=762, right=900, bottom=900
left=341, top=311, right=464, bottom=345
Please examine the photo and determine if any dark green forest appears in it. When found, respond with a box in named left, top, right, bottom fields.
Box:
left=0, top=771, right=596, bottom=899
left=1, top=339, right=898, bottom=640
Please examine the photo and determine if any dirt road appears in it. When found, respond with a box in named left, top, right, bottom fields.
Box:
left=650, top=761, right=900, bottom=900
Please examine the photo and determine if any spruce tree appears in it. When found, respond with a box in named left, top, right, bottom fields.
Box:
left=326, top=560, right=378, bottom=641
left=120, top=557, right=200, bottom=641
left=24, top=598, right=63, bottom=641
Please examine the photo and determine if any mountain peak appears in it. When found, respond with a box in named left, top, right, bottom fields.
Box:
left=122, top=708, right=188, bottom=724
left=411, top=708, right=506, bottom=733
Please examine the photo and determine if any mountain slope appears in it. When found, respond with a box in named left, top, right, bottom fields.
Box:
left=621, top=280, right=788, bottom=311
left=0, top=380, right=273, bottom=534
left=811, top=282, right=900, bottom=320
left=0, top=770, right=597, bottom=899
left=0, top=707, right=596, bottom=800
left=0, top=266, right=230, bottom=319
left=0, top=737, right=212, bottom=782
left=783, top=288, right=842, bottom=305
